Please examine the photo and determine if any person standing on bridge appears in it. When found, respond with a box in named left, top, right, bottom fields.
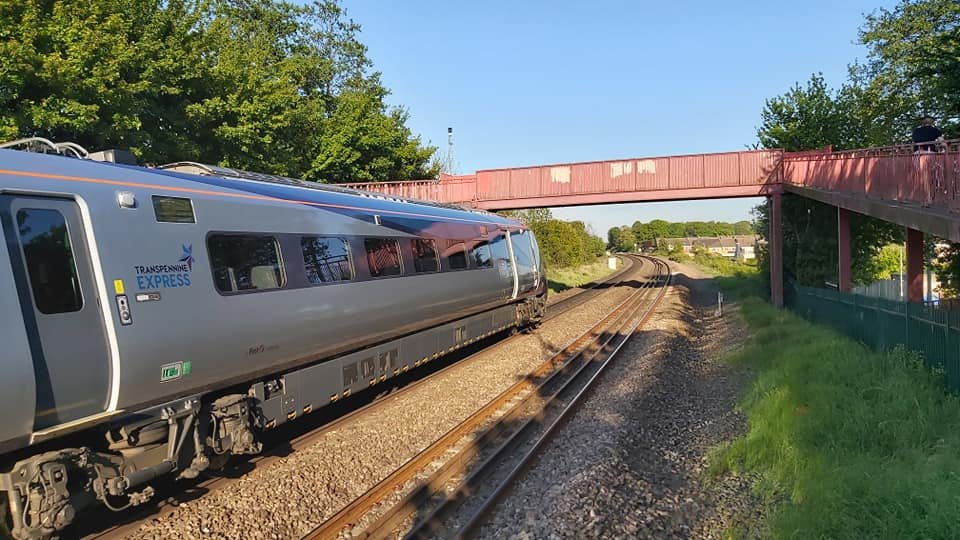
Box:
left=912, top=116, right=943, bottom=152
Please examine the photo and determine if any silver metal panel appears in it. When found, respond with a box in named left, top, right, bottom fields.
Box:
left=0, top=219, right=35, bottom=446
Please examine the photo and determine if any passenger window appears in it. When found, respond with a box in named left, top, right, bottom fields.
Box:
left=302, top=237, right=352, bottom=283
left=511, top=230, right=535, bottom=268
left=489, top=232, right=510, bottom=262
left=445, top=241, right=469, bottom=270
left=365, top=238, right=402, bottom=277
left=411, top=239, right=439, bottom=273
left=16, top=208, right=83, bottom=313
left=208, top=234, right=285, bottom=293
left=471, top=241, right=493, bottom=268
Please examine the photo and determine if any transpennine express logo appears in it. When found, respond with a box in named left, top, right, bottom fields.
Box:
left=134, top=244, right=194, bottom=290
left=179, top=244, right=194, bottom=271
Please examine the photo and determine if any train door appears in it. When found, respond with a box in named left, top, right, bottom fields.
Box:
left=490, top=230, right=517, bottom=299
left=1, top=195, right=111, bottom=429
left=528, top=231, right=543, bottom=289
left=510, top=230, right=537, bottom=293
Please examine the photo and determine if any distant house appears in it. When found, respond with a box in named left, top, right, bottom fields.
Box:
left=658, top=235, right=761, bottom=260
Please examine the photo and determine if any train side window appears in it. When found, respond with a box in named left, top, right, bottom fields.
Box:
left=489, top=232, right=510, bottom=262
left=444, top=241, right=469, bottom=270
left=16, top=208, right=83, bottom=313
left=208, top=234, right=286, bottom=293
left=365, top=238, right=402, bottom=277
left=411, top=238, right=439, bottom=273
left=511, top=230, right=535, bottom=268
left=301, top=236, right=353, bottom=283
left=471, top=241, right=493, bottom=268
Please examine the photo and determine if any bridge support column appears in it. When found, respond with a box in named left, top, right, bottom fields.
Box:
left=838, top=207, right=852, bottom=292
left=906, top=228, right=924, bottom=303
left=770, top=191, right=783, bottom=307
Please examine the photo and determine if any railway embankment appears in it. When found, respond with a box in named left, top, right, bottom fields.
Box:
left=704, top=260, right=960, bottom=538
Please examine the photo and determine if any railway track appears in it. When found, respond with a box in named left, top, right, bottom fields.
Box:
left=80, top=256, right=637, bottom=540
left=305, top=256, right=670, bottom=539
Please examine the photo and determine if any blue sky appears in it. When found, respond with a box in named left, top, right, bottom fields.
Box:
left=341, top=0, right=896, bottom=235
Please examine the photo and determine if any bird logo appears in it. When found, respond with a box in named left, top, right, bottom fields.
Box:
left=179, top=244, right=194, bottom=271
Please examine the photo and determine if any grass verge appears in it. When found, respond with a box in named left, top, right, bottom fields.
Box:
left=701, top=260, right=960, bottom=539
left=546, top=257, right=618, bottom=294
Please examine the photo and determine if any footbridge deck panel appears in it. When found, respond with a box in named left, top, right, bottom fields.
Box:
left=343, top=149, right=782, bottom=210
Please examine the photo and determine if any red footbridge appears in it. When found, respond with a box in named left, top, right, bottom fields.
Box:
left=345, top=141, right=960, bottom=307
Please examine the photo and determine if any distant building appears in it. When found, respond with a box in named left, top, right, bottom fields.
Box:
left=658, top=235, right=761, bottom=260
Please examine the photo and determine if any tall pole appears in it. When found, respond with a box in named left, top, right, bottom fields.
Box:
left=446, top=127, right=454, bottom=175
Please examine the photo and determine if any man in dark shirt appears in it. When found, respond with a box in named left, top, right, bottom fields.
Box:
left=912, top=116, right=943, bottom=152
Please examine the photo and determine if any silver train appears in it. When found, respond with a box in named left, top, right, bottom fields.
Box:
left=0, top=146, right=546, bottom=539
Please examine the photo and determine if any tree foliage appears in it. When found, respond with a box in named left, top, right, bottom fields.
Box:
left=631, top=219, right=754, bottom=243
left=858, top=0, right=960, bottom=132
left=0, top=0, right=438, bottom=182
left=607, top=226, right=636, bottom=252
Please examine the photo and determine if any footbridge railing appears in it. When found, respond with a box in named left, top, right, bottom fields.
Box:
left=784, top=140, right=960, bottom=213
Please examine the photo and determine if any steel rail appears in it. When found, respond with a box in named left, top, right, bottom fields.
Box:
left=82, top=256, right=638, bottom=540
left=304, top=256, right=667, bottom=540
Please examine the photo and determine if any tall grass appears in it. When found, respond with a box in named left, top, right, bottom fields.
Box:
left=546, top=257, right=617, bottom=294
left=706, top=273, right=960, bottom=538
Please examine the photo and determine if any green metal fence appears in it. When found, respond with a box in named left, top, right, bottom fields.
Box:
left=788, top=284, right=960, bottom=391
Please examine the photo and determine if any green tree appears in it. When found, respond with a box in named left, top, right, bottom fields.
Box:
left=858, top=0, right=960, bottom=135
left=0, top=0, right=206, bottom=158
left=0, top=0, right=438, bottom=182
left=631, top=221, right=650, bottom=244
left=868, top=244, right=904, bottom=281
left=618, top=226, right=637, bottom=252
left=504, top=208, right=554, bottom=226
left=608, top=227, right=623, bottom=251
left=732, top=221, right=755, bottom=235
left=936, top=243, right=960, bottom=296
left=646, top=219, right=672, bottom=241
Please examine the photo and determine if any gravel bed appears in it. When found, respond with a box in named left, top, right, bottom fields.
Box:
left=478, top=261, right=764, bottom=539
left=123, top=267, right=649, bottom=540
